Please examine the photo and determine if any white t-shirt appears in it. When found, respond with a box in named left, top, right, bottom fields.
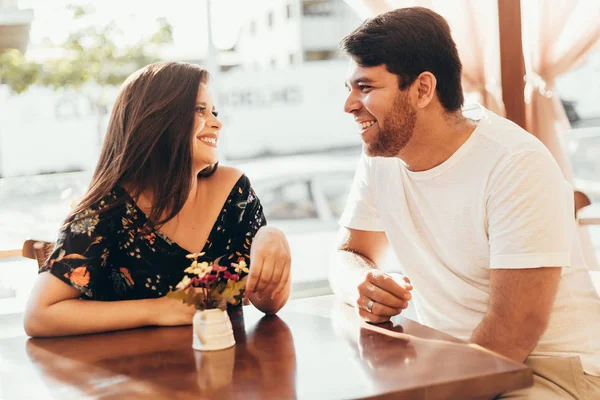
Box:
left=339, top=105, right=600, bottom=375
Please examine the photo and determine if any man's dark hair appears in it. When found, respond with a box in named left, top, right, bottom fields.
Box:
left=340, top=7, right=464, bottom=112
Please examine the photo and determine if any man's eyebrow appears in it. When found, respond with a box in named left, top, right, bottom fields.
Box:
left=345, top=77, right=376, bottom=88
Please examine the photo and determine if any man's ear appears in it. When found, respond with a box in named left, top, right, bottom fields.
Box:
left=413, top=72, right=437, bottom=109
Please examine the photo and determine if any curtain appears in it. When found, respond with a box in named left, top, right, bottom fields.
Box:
left=521, top=0, right=600, bottom=180
left=521, top=0, right=600, bottom=270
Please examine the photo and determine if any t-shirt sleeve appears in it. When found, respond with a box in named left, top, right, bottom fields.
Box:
left=39, top=202, right=118, bottom=299
left=338, top=153, right=385, bottom=231
left=487, top=150, right=573, bottom=269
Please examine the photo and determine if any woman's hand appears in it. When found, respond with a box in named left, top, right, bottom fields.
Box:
left=246, top=226, right=291, bottom=303
left=152, top=295, right=196, bottom=326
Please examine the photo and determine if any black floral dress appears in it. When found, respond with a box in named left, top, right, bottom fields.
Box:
left=40, top=174, right=266, bottom=304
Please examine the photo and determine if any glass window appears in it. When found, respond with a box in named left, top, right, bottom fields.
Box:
left=302, top=1, right=335, bottom=17
left=556, top=48, right=600, bottom=202
left=0, top=0, right=365, bottom=307
left=555, top=48, right=600, bottom=268
left=316, top=173, right=354, bottom=219
left=304, top=50, right=337, bottom=61
left=260, top=180, right=318, bottom=221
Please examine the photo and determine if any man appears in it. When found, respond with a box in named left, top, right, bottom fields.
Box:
left=330, top=7, right=600, bottom=399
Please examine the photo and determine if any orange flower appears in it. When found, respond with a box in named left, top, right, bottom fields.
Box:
left=120, top=267, right=135, bottom=286
left=144, top=233, right=156, bottom=245
left=66, top=266, right=90, bottom=287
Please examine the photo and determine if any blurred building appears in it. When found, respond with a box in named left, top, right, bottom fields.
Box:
left=0, top=0, right=33, bottom=54
left=0, top=0, right=363, bottom=177
left=214, top=0, right=363, bottom=161
left=233, top=0, right=361, bottom=70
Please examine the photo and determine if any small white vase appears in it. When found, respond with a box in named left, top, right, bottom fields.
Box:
left=192, top=308, right=235, bottom=351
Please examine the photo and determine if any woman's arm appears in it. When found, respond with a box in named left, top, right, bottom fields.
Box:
left=246, top=226, right=291, bottom=314
left=248, top=284, right=290, bottom=315
left=24, top=272, right=195, bottom=337
left=219, top=173, right=292, bottom=314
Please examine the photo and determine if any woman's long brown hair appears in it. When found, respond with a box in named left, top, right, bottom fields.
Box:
left=66, top=61, right=215, bottom=229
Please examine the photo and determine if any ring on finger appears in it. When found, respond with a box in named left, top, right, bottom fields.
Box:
left=366, top=299, right=375, bottom=313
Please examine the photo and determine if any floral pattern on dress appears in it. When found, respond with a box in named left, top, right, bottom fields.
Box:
left=39, top=174, right=266, bottom=302
left=70, top=209, right=100, bottom=236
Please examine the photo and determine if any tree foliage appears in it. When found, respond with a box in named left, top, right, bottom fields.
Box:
left=0, top=3, right=173, bottom=94
left=0, top=49, right=39, bottom=93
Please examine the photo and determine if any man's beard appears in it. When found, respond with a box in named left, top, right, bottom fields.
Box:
left=364, top=91, right=417, bottom=158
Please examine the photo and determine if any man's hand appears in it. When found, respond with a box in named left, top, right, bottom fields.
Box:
left=356, top=271, right=413, bottom=323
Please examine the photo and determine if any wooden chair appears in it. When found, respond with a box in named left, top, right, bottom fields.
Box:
left=21, top=239, right=55, bottom=269
left=574, top=190, right=600, bottom=226
left=573, top=190, right=600, bottom=294
left=574, top=190, right=593, bottom=219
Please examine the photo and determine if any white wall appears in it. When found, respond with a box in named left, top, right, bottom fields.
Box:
left=237, top=0, right=303, bottom=70
left=0, top=59, right=360, bottom=176
left=217, top=59, right=360, bottom=159
left=0, top=85, right=108, bottom=177
left=300, top=1, right=361, bottom=52
left=0, top=0, right=18, bottom=10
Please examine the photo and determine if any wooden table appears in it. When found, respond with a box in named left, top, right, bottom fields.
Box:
left=0, top=295, right=532, bottom=399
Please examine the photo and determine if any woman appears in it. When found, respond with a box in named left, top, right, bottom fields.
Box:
left=24, top=62, right=291, bottom=337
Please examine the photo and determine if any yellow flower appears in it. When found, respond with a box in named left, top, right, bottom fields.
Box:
left=187, top=261, right=211, bottom=279
left=175, top=275, right=191, bottom=290
left=231, top=260, right=249, bottom=274
left=186, top=252, right=205, bottom=259
left=184, top=260, right=199, bottom=274
left=198, top=261, right=210, bottom=270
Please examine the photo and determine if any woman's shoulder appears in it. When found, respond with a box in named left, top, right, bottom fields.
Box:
left=204, top=166, right=251, bottom=198
left=68, top=187, right=125, bottom=221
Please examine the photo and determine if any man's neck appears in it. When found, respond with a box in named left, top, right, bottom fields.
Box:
left=399, top=112, right=477, bottom=172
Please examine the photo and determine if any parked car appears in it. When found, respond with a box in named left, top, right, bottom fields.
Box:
left=236, top=152, right=360, bottom=295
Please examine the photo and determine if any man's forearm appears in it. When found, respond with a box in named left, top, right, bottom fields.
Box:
left=329, top=250, right=378, bottom=306
left=470, top=311, right=547, bottom=363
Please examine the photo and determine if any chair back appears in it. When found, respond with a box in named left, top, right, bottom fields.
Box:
left=574, top=190, right=592, bottom=217
left=22, top=240, right=55, bottom=269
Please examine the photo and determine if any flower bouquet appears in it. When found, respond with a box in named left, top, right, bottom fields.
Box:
left=168, top=252, right=249, bottom=310
left=167, top=252, right=249, bottom=351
